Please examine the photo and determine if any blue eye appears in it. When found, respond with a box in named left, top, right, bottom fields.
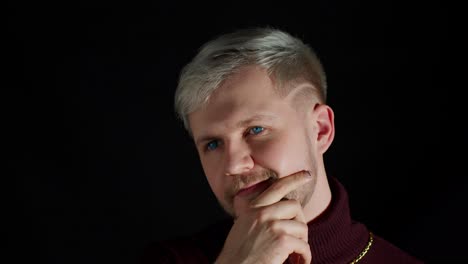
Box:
left=206, top=140, right=219, bottom=151
left=249, top=126, right=264, bottom=135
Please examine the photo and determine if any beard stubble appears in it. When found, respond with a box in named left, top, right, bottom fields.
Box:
left=219, top=168, right=317, bottom=218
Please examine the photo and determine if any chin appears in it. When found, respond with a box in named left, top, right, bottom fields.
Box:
left=285, top=179, right=316, bottom=209
left=217, top=199, right=236, bottom=218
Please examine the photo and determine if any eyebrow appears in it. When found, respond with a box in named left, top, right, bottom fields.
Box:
left=195, top=114, right=277, bottom=146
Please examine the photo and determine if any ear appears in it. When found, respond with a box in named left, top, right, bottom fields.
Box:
left=312, top=104, right=335, bottom=154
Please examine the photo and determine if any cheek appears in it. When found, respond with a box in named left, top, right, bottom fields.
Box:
left=253, top=133, right=310, bottom=175
left=200, top=156, right=224, bottom=200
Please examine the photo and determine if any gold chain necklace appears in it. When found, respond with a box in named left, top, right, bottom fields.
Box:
left=288, top=231, right=374, bottom=264
left=350, top=232, right=374, bottom=264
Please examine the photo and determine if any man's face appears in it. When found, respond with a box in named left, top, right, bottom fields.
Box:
left=188, top=66, right=320, bottom=218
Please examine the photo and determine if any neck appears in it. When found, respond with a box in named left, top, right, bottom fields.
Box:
left=302, top=168, right=332, bottom=223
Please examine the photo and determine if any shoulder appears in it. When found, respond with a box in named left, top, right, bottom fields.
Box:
left=361, top=233, right=424, bottom=264
left=138, top=218, right=233, bottom=264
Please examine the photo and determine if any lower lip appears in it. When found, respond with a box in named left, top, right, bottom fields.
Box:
left=236, top=180, right=270, bottom=197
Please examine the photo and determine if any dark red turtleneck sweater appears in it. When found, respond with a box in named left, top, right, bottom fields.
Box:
left=140, top=177, right=423, bottom=263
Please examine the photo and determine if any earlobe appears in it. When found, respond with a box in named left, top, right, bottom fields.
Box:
left=313, top=104, right=335, bottom=154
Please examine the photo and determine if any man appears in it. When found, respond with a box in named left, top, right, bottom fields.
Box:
left=141, top=27, right=422, bottom=263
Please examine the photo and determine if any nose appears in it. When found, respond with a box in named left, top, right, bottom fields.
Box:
left=223, top=140, right=254, bottom=176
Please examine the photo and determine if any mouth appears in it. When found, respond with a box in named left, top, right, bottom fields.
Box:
left=235, top=179, right=271, bottom=197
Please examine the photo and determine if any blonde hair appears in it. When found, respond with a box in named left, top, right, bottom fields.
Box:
left=174, top=27, right=327, bottom=133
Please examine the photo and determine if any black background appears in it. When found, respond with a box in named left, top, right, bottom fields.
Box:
left=7, top=1, right=466, bottom=263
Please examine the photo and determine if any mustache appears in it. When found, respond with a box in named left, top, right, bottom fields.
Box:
left=224, top=169, right=278, bottom=201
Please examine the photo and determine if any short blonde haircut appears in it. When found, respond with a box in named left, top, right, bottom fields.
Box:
left=174, top=27, right=327, bottom=133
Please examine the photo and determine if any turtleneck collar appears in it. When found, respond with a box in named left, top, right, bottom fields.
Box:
left=304, top=176, right=369, bottom=264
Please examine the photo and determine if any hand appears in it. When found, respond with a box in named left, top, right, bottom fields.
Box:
left=215, top=171, right=313, bottom=264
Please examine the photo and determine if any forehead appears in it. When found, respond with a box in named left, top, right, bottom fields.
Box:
left=188, top=66, right=292, bottom=137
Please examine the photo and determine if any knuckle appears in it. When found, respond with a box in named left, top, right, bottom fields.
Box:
left=267, top=220, right=282, bottom=233
left=256, top=208, right=269, bottom=223
left=276, top=234, right=290, bottom=247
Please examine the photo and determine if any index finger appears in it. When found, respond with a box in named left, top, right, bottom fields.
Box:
left=250, top=170, right=312, bottom=208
